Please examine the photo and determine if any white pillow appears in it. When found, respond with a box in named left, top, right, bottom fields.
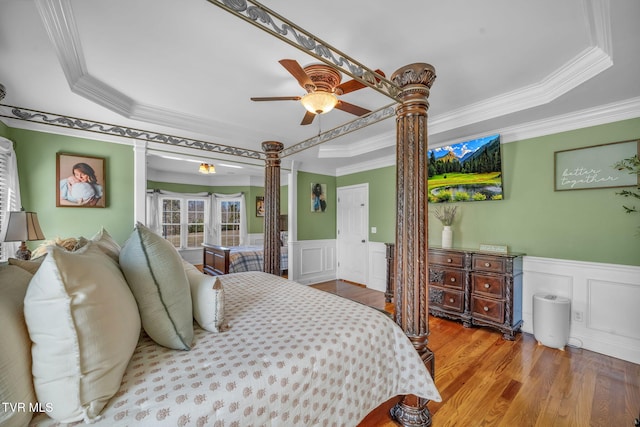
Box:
left=0, top=265, right=37, bottom=427
left=91, top=227, right=121, bottom=262
left=183, top=260, right=227, bottom=333
left=23, top=242, right=141, bottom=423
left=119, top=222, right=193, bottom=350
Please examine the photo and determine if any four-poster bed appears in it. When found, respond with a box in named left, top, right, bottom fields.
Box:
left=252, top=63, right=438, bottom=425
left=204, top=2, right=439, bottom=424
left=0, top=1, right=441, bottom=425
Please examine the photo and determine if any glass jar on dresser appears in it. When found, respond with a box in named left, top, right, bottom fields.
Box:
left=386, top=244, right=525, bottom=340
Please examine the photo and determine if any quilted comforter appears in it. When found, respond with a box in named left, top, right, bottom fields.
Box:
left=228, top=246, right=288, bottom=273
left=31, top=271, right=440, bottom=426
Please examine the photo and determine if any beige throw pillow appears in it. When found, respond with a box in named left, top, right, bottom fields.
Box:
left=183, top=260, right=227, bottom=333
left=8, top=255, right=46, bottom=274
left=90, top=227, right=121, bottom=262
left=0, top=265, right=37, bottom=427
left=120, top=222, right=193, bottom=350
left=23, top=243, right=141, bottom=423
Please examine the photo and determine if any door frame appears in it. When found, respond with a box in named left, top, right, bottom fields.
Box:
left=336, top=183, right=369, bottom=284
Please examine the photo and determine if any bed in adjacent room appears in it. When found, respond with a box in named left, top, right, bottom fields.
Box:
left=202, top=243, right=288, bottom=276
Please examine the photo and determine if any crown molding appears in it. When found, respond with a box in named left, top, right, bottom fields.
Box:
left=336, top=154, right=395, bottom=177
left=37, top=0, right=614, bottom=158
left=335, top=96, right=640, bottom=176
left=317, top=132, right=393, bottom=158
left=429, top=47, right=612, bottom=137
left=35, top=0, right=261, bottom=143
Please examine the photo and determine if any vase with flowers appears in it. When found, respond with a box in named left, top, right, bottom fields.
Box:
left=432, top=205, right=458, bottom=248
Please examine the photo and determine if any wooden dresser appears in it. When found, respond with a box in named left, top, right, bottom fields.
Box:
left=386, top=245, right=524, bottom=340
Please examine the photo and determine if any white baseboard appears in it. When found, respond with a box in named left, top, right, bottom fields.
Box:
left=523, top=256, right=640, bottom=364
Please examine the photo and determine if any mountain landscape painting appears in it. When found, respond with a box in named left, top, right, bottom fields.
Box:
left=428, top=134, right=503, bottom=203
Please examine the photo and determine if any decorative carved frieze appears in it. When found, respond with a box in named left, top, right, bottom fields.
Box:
left=280, top=103, right=396, bottom=158
left=0, top=105, right=265, bottom=160
left=205, top=0, right=401, bottom=100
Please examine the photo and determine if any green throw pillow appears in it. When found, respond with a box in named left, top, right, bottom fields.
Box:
left=119, top=222, right=193, bottom=350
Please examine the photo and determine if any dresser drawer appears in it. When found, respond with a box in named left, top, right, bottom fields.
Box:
left=473, top=255, right=506, bottom=274
left=471, top=296, right=504, bottom=323
left=429, top=286, right=464, bottom=313
left=429, top=268, right=464, bottom=290
left=472, top=273, right=504, bottom=298
left=430, top=250, right=465, bottom=268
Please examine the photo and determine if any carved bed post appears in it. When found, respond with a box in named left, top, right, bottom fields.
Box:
left=262, top=141, right=283, bottom=275
left=390, top=63, right=437, bottom=427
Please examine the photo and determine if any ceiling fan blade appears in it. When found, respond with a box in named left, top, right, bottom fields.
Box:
left=251, top=96, right=301, bottom=101
left=300, top=110, right=316, bottom=125
left=335, top=100, right=371, bottom=117
left=279, top=59, right=315, bottom=91
left=335, top=69, right=386, bottom=95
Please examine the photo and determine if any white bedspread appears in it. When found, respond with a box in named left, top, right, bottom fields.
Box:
left=31, top=272, right=440, bottom=426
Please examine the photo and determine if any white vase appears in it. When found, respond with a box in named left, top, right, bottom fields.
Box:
left=442, top=225, right=453, bottom=248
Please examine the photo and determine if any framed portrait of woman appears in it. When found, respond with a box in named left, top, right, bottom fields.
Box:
left=56, top=153, right=106, bottom=208
left=256, top=196, right=265, bottom=217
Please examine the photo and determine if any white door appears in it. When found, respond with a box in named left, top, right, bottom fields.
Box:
left=337, top=184, right=368, bottom=284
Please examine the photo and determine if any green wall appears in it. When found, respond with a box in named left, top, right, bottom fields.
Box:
left=441, top=118, right=640, bottom=266
left=336, top=165, right=396, bottom=243
left=147, top=180, right=288, bottom=234
left=337, top=118, right=640, bottom=266
left=297, top=171, right=336, bottom=240
left=5, top=117, right=640, bottom=266
left=10, top=128, right=134, bottom=245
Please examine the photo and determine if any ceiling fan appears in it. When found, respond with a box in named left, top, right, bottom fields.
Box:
left=251, top=59, right=384, bottom=125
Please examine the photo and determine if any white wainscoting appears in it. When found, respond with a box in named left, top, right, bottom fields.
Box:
left=368, top=242, right=388, bottom=293
left=179, top=234, right=264, bottom=266
left=523, top=256, right=640, bottom=364
left=179, top=248, right=201, bottom=265
left=247, top=233, right=264, bottom=246
left=289, top=239, right=337, bottom=285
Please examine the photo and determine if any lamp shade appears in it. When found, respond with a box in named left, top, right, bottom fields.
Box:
left=4, top=211, right=45, bottom=242
left=300, top=91, right=338, bottom=114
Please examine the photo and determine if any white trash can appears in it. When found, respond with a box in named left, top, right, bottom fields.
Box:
left=533, top=293, right=571, bottom=350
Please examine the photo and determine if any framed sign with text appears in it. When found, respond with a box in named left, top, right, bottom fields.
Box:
left=554, top=139, right=639, bottom=191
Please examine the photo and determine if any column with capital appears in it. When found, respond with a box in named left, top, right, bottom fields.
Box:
left=262, top=141, right=283, bottom=275
left=390, top=63, right=437, bottom=427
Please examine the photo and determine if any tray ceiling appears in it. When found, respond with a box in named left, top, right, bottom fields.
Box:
left=1, top=0, right=639, bottom=179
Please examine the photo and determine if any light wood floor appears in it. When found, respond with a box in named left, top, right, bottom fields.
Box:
left=312, top=280, right=640, bottom=427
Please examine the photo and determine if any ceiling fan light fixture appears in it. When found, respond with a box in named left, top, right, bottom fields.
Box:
left=199, top=163, right=216, bottom=174
left=301, top=91, right=338, bottom=114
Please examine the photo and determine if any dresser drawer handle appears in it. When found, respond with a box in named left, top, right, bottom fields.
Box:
left=450, top=277, right=456, bottom=283
left=449, top=298, right=455, bottom=303
left=484, top=262, right=491, bottom=267
left=447, top=258, right=453, bottom=263
left=484, top=283, right=491, bottom=289
left=483, top=306, right=490, bottom=312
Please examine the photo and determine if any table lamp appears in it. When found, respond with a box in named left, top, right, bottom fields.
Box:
left=4, top=210, right=45, bottom=260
